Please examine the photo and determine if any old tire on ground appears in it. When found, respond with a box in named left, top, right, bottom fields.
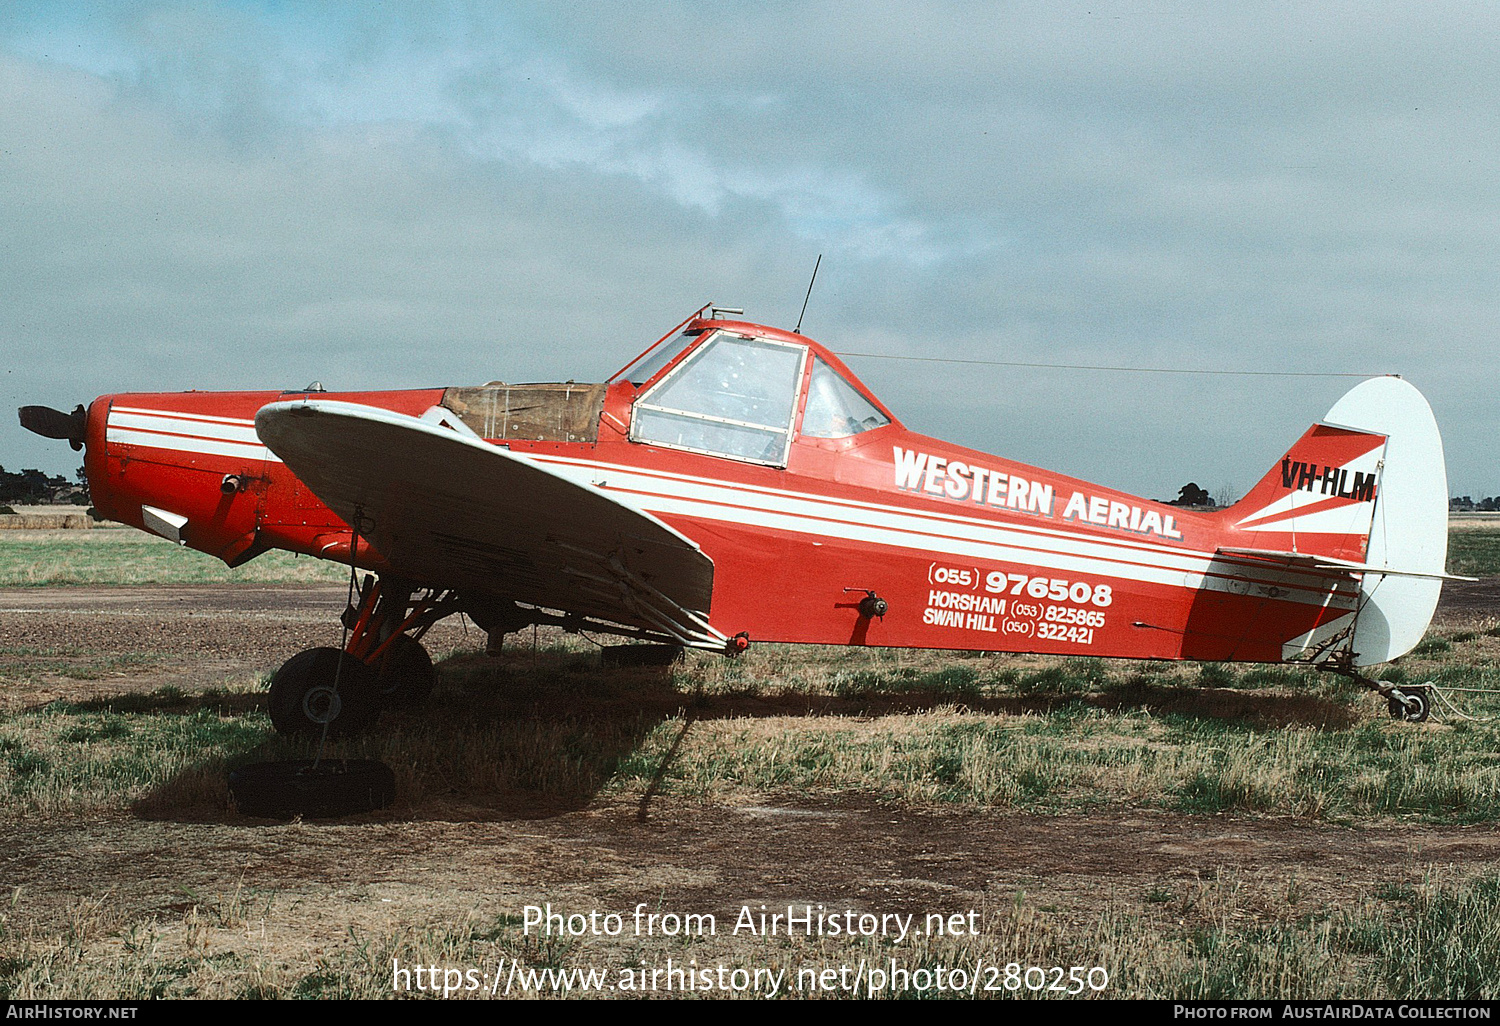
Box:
left=1387, top=687, right=1431, bottom=723
left=268, top=647, right=379, bottom=736
left=373, top=634, right=436, bottom=706
left=228, top=759, right=396, bottom=819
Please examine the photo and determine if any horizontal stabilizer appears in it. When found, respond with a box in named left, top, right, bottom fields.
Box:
left=1219, top=377, right=1450, bottom=664
left=1217, top=547, right=1475, bottom=582
left=1220, top=377, right=1450, bottom=664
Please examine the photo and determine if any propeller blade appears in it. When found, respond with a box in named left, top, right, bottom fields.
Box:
left=18, top=404, right=87, bottom=451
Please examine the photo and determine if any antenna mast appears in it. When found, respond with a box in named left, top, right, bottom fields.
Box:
left=794, top=254, right=822, bottom=334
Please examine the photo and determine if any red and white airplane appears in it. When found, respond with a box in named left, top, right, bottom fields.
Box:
left=20, top=304, right=1456, bottom=733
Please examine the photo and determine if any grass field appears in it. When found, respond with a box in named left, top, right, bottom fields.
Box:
left=1448, top=518, right=1500, bottom=577
left=2, top=524, right=1499, bottom=999
left=7, top=514, right=1500, bottom=586
left=5, top=639, right=1499, bottom=826
left=0, top=530, right=347, bottom=586
left=3, top=642, right=1499, bottom=999
left=5, top=864, right=1497, bottom=999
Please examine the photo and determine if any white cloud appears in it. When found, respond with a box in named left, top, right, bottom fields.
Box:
left=3, top=2, right=1500, bottom=499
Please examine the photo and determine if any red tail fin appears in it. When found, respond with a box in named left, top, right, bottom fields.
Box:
left=1220, top=423, right=1386, bottom=563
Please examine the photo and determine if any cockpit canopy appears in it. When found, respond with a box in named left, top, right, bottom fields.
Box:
left=615, top=321, right=893, bottom=467
left=437, top=317, right=895, bottom=464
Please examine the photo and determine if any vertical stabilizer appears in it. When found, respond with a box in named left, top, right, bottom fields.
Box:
left=1227, top=422, right=1387, bottom=564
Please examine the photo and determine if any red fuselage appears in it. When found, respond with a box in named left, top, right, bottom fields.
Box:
left=83, top=318, right=1364, bottom=661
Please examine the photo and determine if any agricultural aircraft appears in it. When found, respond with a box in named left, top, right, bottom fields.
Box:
left=20, top=304, right=1458, bottom=736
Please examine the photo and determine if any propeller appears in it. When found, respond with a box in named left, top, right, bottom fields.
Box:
left=18, top=404, right=87, bottom=451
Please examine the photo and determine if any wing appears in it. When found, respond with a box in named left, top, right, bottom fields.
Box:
left=255, top=400, right=722, bottom=648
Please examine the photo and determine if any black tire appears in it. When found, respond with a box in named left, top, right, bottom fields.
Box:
left=1387, top=687, right=1431, bottom=723
left=372, top=634, right=436, bottom=706
left=268, top=647, right=379, bottom=736
left=229, top=759, right=396, bottom=819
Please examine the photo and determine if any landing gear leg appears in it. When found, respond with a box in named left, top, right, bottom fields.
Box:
left=265, top=577, right=458, bottom=737
left=1321, top=662, right=1431, bottom=724
left=344, top=576, right=451, bottom=708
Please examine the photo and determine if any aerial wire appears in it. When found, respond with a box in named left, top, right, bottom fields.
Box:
left=829, top=352, right=1384, bottom=378
left=755, top=259, right=1379, bottom=378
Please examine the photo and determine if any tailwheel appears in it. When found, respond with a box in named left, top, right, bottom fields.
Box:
left=1319, top=663, right=1434, bottom=726
left=1387, top=686, right=1431, bottom=723
left=268, top=647, right=379, bottom=737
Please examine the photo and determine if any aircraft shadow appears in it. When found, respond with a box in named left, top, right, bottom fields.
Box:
left=134, top=649, right=688, bottom=825
left=130, top=649, right=1359, bottom=825
left=674, top=683, right=1357, bottom=729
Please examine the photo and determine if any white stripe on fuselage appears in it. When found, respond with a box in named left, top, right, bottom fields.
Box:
left=101, top=409, right=1356, bottom=609
left=112, top=406, right=256, bottom=427
left=528, top=454, right=1356, bottom=608
left=105, top=408, right=279, bottom=463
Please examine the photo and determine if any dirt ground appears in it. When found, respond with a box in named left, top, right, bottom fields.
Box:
left=2, top=582, right=1499, bottom=991
left=0, top=584, right=472, bottom=708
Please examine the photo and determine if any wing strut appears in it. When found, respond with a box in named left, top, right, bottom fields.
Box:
left=555, top=539, right=732, bottom=652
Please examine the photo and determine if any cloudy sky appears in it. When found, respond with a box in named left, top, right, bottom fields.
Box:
left=2, top=1, right=1496, bottom=502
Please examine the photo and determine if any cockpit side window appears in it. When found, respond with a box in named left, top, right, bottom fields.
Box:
left=631, top=333, right=806, bottom=466
left=800, top=356, right=891, bottom=438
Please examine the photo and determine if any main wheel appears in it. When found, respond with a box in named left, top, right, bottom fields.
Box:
left=229, top=759, right=396, bottom=818
left=1387, top=687, right=1431, bottom=723
left=268, top=647, right=379, bottom=736
left=372, top=634, right=436, bottom=706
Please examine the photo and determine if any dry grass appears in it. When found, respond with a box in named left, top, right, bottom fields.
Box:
left=1, top=642, right=1496, bottom=999
left=3, top=627, right=1497, bottom=827
left=4, top=867, right=1497, bottom=999
left=3, top=526, right=1500, bottom=998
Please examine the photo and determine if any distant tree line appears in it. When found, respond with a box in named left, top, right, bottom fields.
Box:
left=0, top=465, right=88, bottom=505
left=1165, top=482, right=1238, bottom=508
left=1168, top=483, right=1213, bottom=507
left=1168, top=488, right=1500, bottom=513
left=1450, top=496, right=1500, bottom=512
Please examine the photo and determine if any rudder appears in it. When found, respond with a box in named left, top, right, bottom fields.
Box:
left=1325, top=377, right=1448, bottom=664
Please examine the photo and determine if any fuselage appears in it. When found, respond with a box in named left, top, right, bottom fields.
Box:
left=82, top=317, right=1361, bottom=661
